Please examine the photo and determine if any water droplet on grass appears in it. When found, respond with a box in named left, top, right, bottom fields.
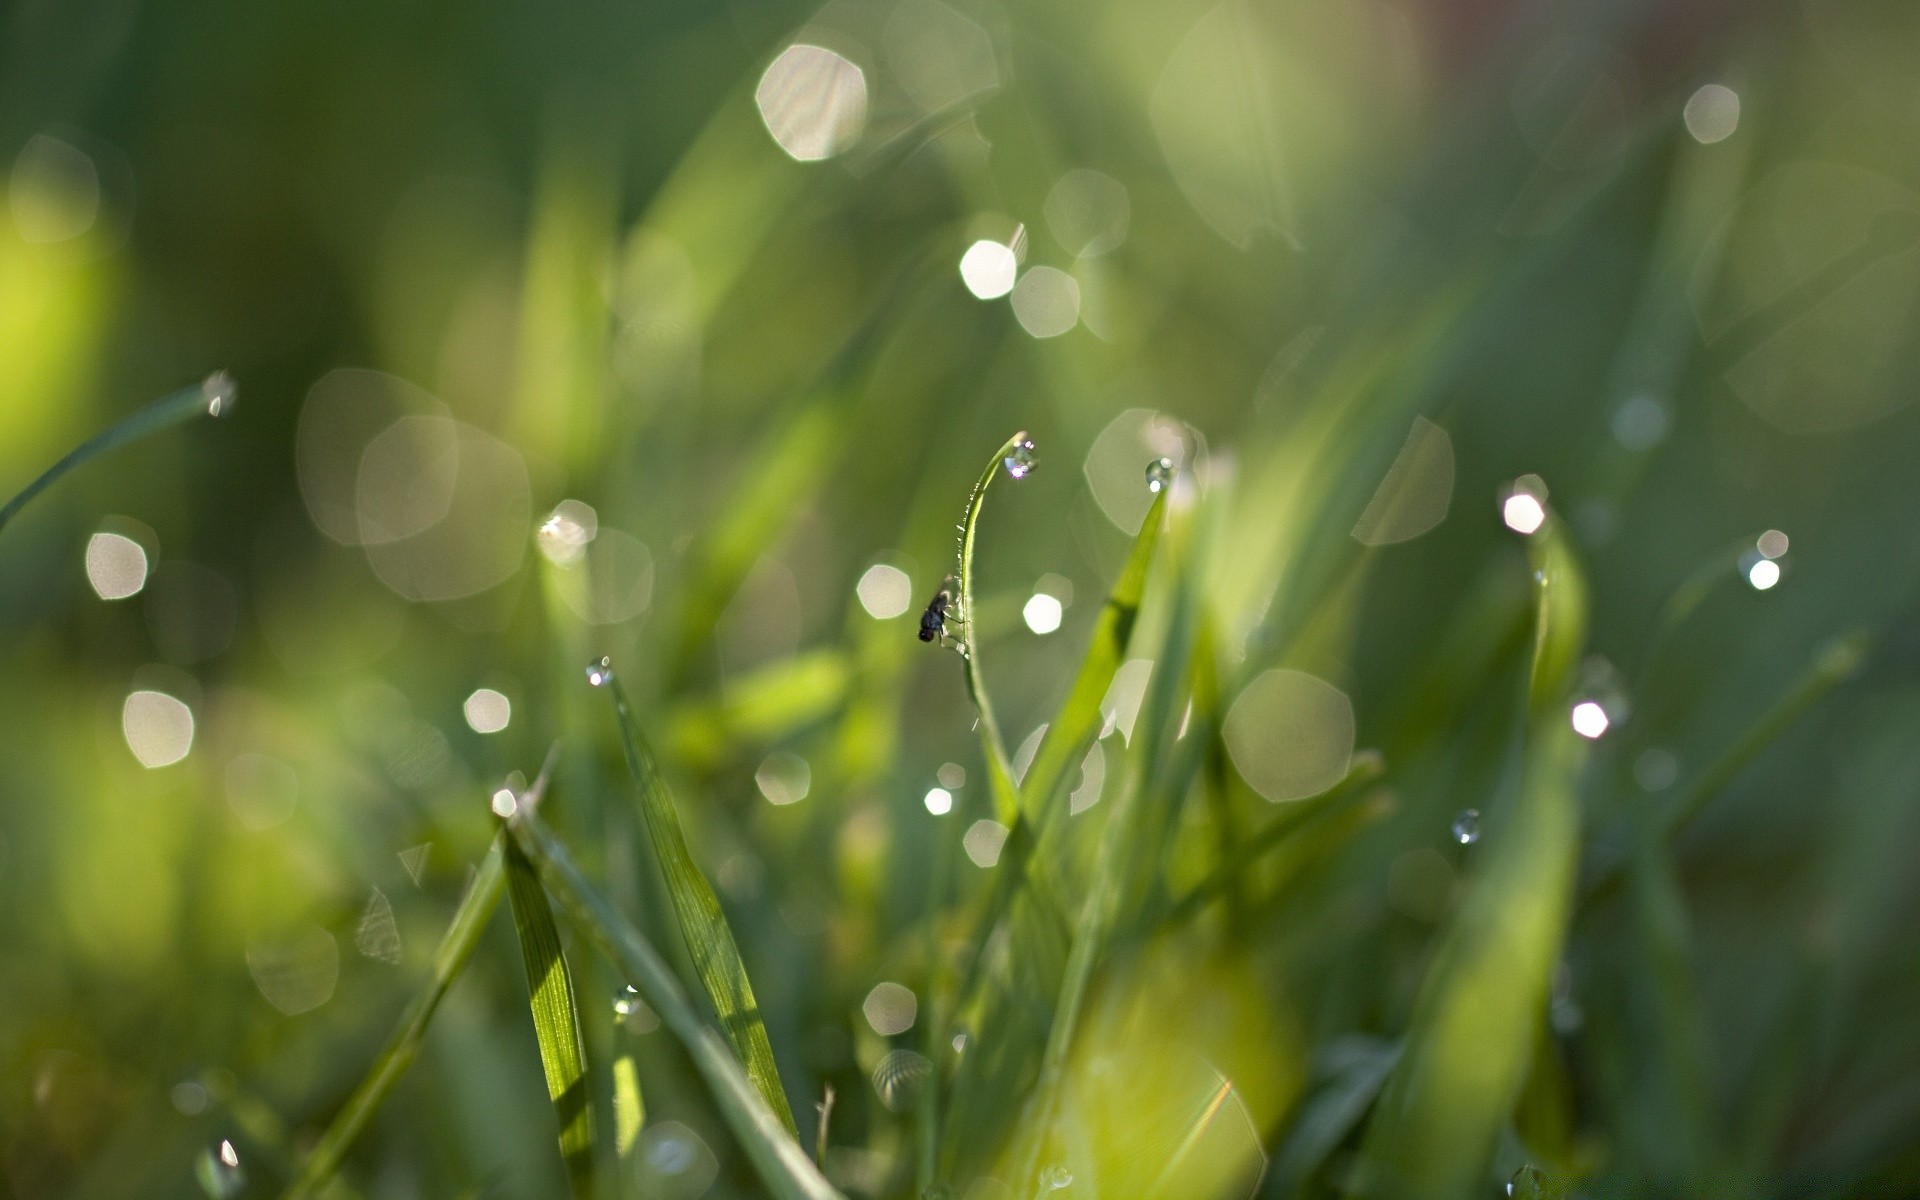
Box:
left=586, top=656, right=614, bottom=686
left=202, top=372, right=236, bottom=418
left=1046, top=1165, right=1074, bottom=1189
left=196, top=1139, right=244, bottom=1198
left=614, top=987, right=639, bottom=1017
left=1451, top=809, right=1480, bottom=845
left=1146, top=457, right=1173, bottom=492
left=1506, top=1164, right=1547, bottom=1197
left=1003, top=438, right=1037, bottom=479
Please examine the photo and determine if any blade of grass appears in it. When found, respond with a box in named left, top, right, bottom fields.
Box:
left=1016, top=490, right=1204, bottom=1195
left=280, top=753, right=559, bottom=1200
left=592, top=663, right=797, bottom=1133
left=612, top=1055, right=645, bottom=1159
left=503, top=824, right=596, bottom=1196
left=953, top=430, right=1037, bottom=824
left=1584, top=630, right=1868, bottom=900
left=0, top=372, right=233, bottom=539
left=503, top=803, right=844, bottom=1200
left=1165, top=751, right=1385, bottom=927
left=1356, top=516, right=1590, bottom=1200
left=951, top=481, right=1172, bottom=1002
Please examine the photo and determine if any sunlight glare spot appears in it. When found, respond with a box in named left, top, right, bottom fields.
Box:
left=856, top=563, right=913, bottom=618
left=86, top=532, right=149, bottom=600
left=924, top=786, right=953, bottom=815
left=1023, top=592, right=1063, bottom=634
left=756, top=45, right=867, bottom=162
left=863, top=981, right=917, bottom=1035
left=123, top=689, right=194, bottom=768
left=1503, top=492, right=1547, bottom=535
left=1010, top=266, right=1081, bottom=338
left=959, top=239, right=1017, bottom=299
left=755, top=752, right=811, bottom=806
left=1747, top=558, right=1781, bottom=590
left=1570, top=700, right=1611, bottom=739
left=1684, top=84, right=1740, bottom=144
left=463, top=688, right=511, bottom=734
left=1757, top=529, right=1789, bottom=560
left=963, top=818, right=1008, bottom=867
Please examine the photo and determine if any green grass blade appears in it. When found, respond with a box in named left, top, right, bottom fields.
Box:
left=0, top=372, right=233, bottom=539
left=950, top=480, right=1172, bottom=999
left=503, top=804, right=844, bottom=1200
left=1660, top=631, right=1867, bottom=840
left=954, top=430, right=1035, bottom=824
left=1020, top=483, right=1170, bottom=824
left=1166, top=751, right=1384, bottom=927
left=1015, top=495, right=1203, bottom=1191
left=612, top=1055, right=645, bottom=1158
left=1357, top=517, right=1590, bottom=1200
left=503, top=832, right=596, bottom=1196
left=593, top=664, right=797, bottom=1133
left=1584, top=631, right=1868, bottom=901
left=280, top=764, right=545, bottom=1200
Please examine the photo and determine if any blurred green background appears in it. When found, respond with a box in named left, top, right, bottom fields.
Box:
left=5, top=0, right=1920, bottom=1195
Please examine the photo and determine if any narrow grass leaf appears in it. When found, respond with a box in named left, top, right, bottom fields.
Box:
left=0, top=372, right=233, bottom=539
left=280, top=825, right=525, bottom=1198
left=952, top=430, right=1036, bottom=824
left=954, top=482, right=1172, bottom=996
left=503, top=833, right=596, bottom=1196
left=595, top=669, right=797, bottom=1133
left=504, top=806, right=844, bottom=1200
left=612, top=1055, right=645, bottom=1157
left=1357, top=517, right=1590, bottom=1200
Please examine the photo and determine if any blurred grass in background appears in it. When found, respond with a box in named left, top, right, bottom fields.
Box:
left=4, top=0, right=1920, bottom=1195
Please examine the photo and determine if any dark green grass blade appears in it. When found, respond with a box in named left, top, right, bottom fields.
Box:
left=954, top=430, right=1034, bottom=824
left=1166, top=752, right=1385, bottom=927
left=1584, top=630, right=1868, bottom=900
left=1357, top=518, right=1590, bottom=1200
left=503, top=805, right=844, bottom=1200
left=279, top=753, right=556, bottom=1199
left=594, top=667, right=797, bottom=1133
left=280, top=793, right=534, bottom=1200
left=503, top=834, right=596, bottom=1196
left=0, top=372, right=233, bottom=539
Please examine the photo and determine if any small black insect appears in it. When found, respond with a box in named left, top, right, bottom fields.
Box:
left=919, top=587, right=954, bottom=643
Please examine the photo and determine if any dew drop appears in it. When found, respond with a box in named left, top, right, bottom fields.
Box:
left=1451, top=808, right=1480, bottom=845
left=614, top=986, right=639, bottom=1018
left=1146, top=457, right=1174, bottom=492
left=1506, top=1164, right=1547, bottom=1198
left=202, top=371, right=237, bottom=418
left=195, top=1139, right=245, bottom=1199
left=1003, top=437, right=1037, bottom=479
left=1045, top=1165, right=1074, bottom=1190
left=586, top=656, right=614, bottom=687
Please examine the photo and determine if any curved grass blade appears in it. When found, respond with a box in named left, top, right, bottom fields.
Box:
left=951, top=481, right=1172, bottom=995
left=503, top=832, right=596, bottom=1196
left=279, top=755, right=561, bottom=1200
left=0, top=372, right=233, bottom=539
left=1356, top=517, right=1590, bottom=1200
left=1584, top=630, right=1869, bottom=901
left=592, top=664, right=797, bottom=1133
left=954, top=430, right=1036, bottom=824
left=503, top=805, right=844, bottom=1200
